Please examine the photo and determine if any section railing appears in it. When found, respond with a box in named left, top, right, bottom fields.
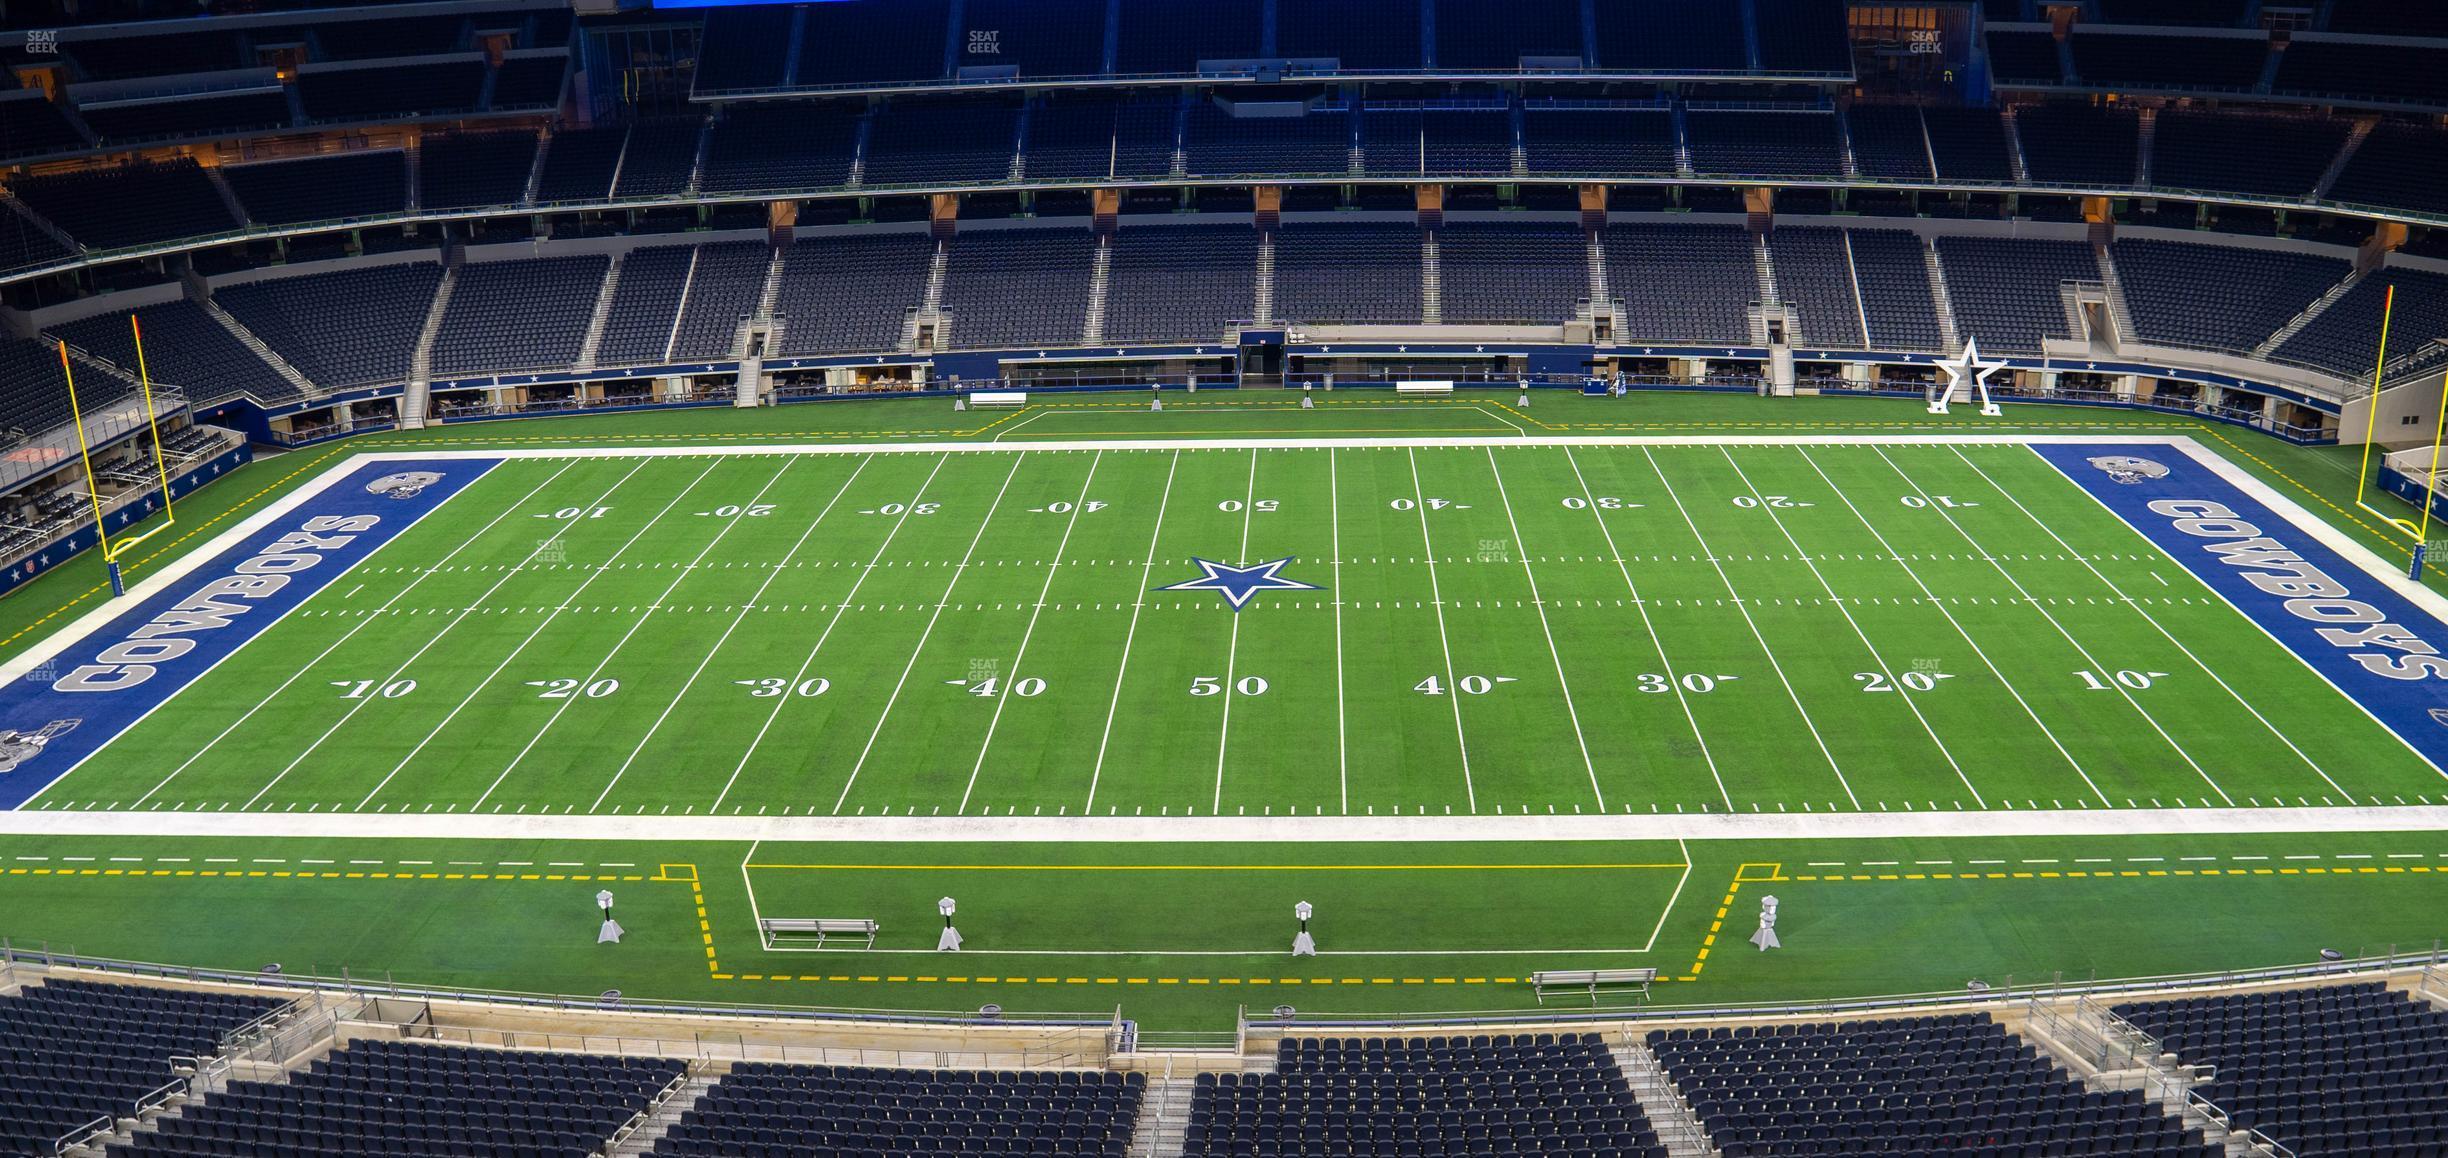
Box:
left=0, top=385, right=188, bottom=496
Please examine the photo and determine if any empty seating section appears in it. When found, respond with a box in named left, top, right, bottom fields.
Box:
left=1105, top=224, right=1255, bottom=343
left=1755, top=0, right=1852, bottom=73
left=9, top=160, right=235, bottom=251
left=222, top=152, right=407, bottom=226
left=2152, top=111, right=2347, bottom=197
left=1843, top=230, right=1946, bottom=351
left=1029, top=98, right=1177, bottom=181
left=666, top=242, right=772, bottom=360
left=960, top=0, right=1107, bottom=78
left=2273, top=43, right=2448, bottom=109
left=1651, top=1013, right=2213, bottom=1157
left=0, top=978, right=288, bottom=1158
left=1186, top=1033, right=1665, bottom=1158
left=1116, top=0, right=1262, bottom=74
left=696, top=6, right=795, bottom=92
left=314, top=14, right=467, bottom=60
left=1605, top=223, right=1755, bottom=343
left=0, top=209, right=74, bottom=274
left=2328, top=0, right=2448, bottom=37
left=419, top=132, right=538, bottom=211
left=1845, top=106, right=1935, bottom=180
left=1435, top=0, right=1586, bottom=70
left=1361, top=110, right=1424, bottom=174
left=701, top=104, right=860, bottom=194
left=432, top=255, right=608, bottom=376
left=1594, top=0, right=1746, bottom=72
left=1686, top=110, right=1844, bottom=177
left=1275, top=223, right=1423, bottom=325
left=1423, top=111, right=1514, bottom=175
left=50, top=300, right=297, bottom=403
left=64, top=33, right=243, bottom=79
left=1985, top=30, right=2064, bottom=84
left=81, top=91, right=293, bottom=148
left=942, top=230, right=1091, bottom=349
left=1768, top=229, right=1867, bottom=348
left=2114, top=982, right=2448, bottom=1157
left=1276, top=0, right=1423, bottom=71
left=654, top=1061, right=1142, bottom=1158
left=1523, top=108, right=1676, bottom=174
left=611, top=120, right=705, bottom=199
left=2070, top=31, right=2269, bottom=92
left=1934, top=236, right=2099, bottom=353
left=2015, top=105, right=2139, bottom=187
left=491, top=55, right=571, bottom=111
left=2110, top=238, right=2348, bottom=354
left=117, top=1037, right=682, bottom=1158
left=0, top=337, right=135, bottom=435
left=0, top=94, right=87, bottom=160
left=2270, top=267, right=2448, bottom=378
left=2095, top=0, right=2249, bottom=24
left=2329, top=123, right=2448, bottom=216
left=593, top=245, right=696, bottom=367
left=213, top=262, right=442, bottom=388
left=773, top=232, right=933, bottom=355
left=1439, top=222, right=1585, bottom=325
left=298, top=61, right=485, bottom=122
left=534, top=127, right=625, bottom=203
left=790, top=0, right=950, bottom=87
left=865, top=101, right=1019, bottom=186
left=1921, top=107, right=2015, bottom=181
left=1187, top=104, right=1351, bottom=177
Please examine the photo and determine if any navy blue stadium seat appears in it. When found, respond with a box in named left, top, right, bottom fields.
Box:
left=653, top=1060, right=1141, bottom=1158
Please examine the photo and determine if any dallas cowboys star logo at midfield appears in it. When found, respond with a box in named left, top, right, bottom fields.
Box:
left=1157, top=558, right=1321, bottom=610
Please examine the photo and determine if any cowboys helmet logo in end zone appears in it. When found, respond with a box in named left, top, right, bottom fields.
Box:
left=2088, top=456, right=2171, bottom=485
left=0, top=719, right=78, bottom=775
left=366, top=471, right=443, bottom=499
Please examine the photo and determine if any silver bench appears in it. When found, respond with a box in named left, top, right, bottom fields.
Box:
left=758, top=917, right=879, bottom=950
left=1530, top=967, right=1656, bottom=1005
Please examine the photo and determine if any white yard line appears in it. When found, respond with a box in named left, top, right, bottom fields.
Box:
left=1561, top=447, right=1733, bottom=812
left=1641, top=447, right=1860, bottom=809
left=1641, top=838, right=1696, bottom=954
left=1954, top=447, right=2341, bottom=801
left=1211, top=449, right=1260, bottom=814
left=342, top=458, right=721, bottom=811
left=1082, top=451, right=1181, bottom=814
left=127, top=461, right=577, bottom=808
left=1330, top=448, right=1349, bottom=815
left=468, top=457, right=802, bottom=811
left=829, top=454, right=1030, bottom=814
left=1406, top=447, right=1477, bottom=813
left=233, top=458, right=660, bottom=811
left=957, top=451, right=1104, bottom=814
left=707, top=454, right=955, bottom=814
left=991, top=410, right=1051, bottom=442
left=1482, top=447, right=1604, bottom=811
left=1799, top=447, right=2113, bottom=808
left=1717, top=447, right=1989, bottom=808
left=587, top=456, right=875, bottom=811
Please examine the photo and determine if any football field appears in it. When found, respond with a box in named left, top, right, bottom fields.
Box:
left=5, top=425, right=2448, bottom=1025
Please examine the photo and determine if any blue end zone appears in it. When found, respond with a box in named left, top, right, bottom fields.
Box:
left=2036, top=443, right=2448, bottom=774
left=0, top=457, right=501, bottom=809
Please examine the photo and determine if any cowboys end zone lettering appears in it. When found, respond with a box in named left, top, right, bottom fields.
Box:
left=0, top=458, right=498, bottom=809
left=2037, top=443, right=2448, bottom=769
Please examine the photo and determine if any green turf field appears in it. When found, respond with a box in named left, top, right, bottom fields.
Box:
left=3, top=394, right=2445, bottom=1032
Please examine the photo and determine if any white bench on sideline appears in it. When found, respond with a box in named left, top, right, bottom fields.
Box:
left=758, top=918, right=880, bottom=950
left=1530, top=967, right=1656, bottom=1005
left=967, top=391, right=1029, bottom=408
left=1395, top=381, right=1455, bottom=395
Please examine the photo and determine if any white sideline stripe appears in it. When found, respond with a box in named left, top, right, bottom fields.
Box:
left=1561, top=447, right=1732, bottom=812
left=958, top=451, right=1103, bottom=814
left=707, top=454, right=954, bottom=815
left=829, top=454, right=1030, bottom=814
left=1887, top=447, right=2247, bottom=805
left=1643, top=447, right=1861, bottom=809
left=1799, top=447, right=2112, bottom=808
left=1482, top=447, right=1603, bottom=811
left=6, top=805, right=2447, bottom=843
left=1405, top=447, right=1477, bottom=813
left=587, top=456, right=875, bottom=811
left=349, top=458, right=716, bottom=810
left=1717, top=447, right=1990, bottom=808
left=123, top=462, right=577, bottom=809
left=1082, top=451, right=1180, bottom=814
